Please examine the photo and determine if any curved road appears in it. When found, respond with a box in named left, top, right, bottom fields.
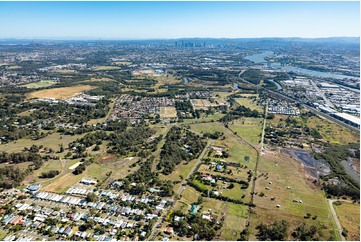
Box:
left=327, top=199, right=356, bottom=241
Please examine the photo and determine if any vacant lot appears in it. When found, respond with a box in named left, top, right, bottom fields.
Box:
left=333, top=202, right=360, bottom=241
left=27, top=85, right=94, bottom=99
left=159, top=106, right=177, bottom=118
left=249, top=149, right=339, bottom=240
left=24, top=80, right=57, bottom=89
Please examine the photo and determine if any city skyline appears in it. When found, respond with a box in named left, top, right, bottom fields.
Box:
left=0, top=1, right=360, bottom=39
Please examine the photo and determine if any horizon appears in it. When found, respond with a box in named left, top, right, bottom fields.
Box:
left=0, top=1, right=360, bottom=39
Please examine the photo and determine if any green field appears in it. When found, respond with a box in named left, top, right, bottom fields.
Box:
left=249, top=150, right=340, bottom=240
left=333, top=202, right=360, bottom=241
left=228, top=118, right=263, bottom=146
left=24, top=80, right=57, bottom=89
left=0, top=132, right=85, bottom=153
left=235, top=97, right=263, bottom=111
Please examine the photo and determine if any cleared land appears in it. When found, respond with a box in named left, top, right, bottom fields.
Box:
left=159, top=106, right=177, bottom=118
left=27, top=85, right=94, bottom=99
left=333, top=202, right=360, bottom=241
left=249, top=149, right=339, bottom=240
left=23, top=80, right=57, bottom=89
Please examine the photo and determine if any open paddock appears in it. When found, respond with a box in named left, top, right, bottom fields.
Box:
left=249, top=149, right=340, bottom=240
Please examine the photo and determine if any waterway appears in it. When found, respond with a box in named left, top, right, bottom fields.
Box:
left=267, top=79, right=282, bottom=91
left=245, top=51, right=359, bottom=84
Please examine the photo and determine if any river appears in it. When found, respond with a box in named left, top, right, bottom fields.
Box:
left=245, top=51, right=360, bottom=85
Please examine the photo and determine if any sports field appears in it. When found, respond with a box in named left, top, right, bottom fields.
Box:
left=27, top=85, right=94, bottom=99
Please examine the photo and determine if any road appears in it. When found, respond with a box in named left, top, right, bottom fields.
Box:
left=310, top=80, right=336, bottom=109
left=260, top=100, right=268, bottom=153
left=147, top=140, right=213, bottom=241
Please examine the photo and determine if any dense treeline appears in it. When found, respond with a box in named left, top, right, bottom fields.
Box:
left=121, top=158, right=174, bottom=197
left=0, top=166, right=29, bottom=189
left=220, top=104, right=260, bottom=122
left=157, top=126, right=206, bottom=175
left=314, top=143, right=360, bottom=199
left=108, top=126, right=156, bottom=156
left=40, top=170, right=60, bottom=178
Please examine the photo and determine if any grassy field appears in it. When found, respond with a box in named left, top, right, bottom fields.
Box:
left=306, top=116, right=359, bottom=144
left=269, top=114, right=359, bottom=144
left=24, top=159, right=63, bottom=185
left=249, top=149, right=339, bottom=240
left=159, top=106, right=177, bottom=119
left=41, top=156, right=139, bottom=193
left=181, top=112, right=225, bottom=124
left=160, top=159, right=197, bottom=183
left=23, top=80, right=57, bottom=89
left=92, top=66, right=121, bottom=71
left=0, top=132, right=85, bottom=153
left=27, top=85, right=94, bottom=99
left=235, top=97, right=263, bottom=111
left=333, top=202, right=360, bottom=241
left=228, top=117, right=263, bottom=146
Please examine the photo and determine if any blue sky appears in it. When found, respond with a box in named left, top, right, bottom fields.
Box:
left=0, top=1, right=359, bottom=39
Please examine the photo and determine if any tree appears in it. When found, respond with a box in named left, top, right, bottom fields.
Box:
left=86, top=192, right=98, bottom=202
left=291, top=223, right=320, bottom=241
left=256, top=220, right=289, bottom=241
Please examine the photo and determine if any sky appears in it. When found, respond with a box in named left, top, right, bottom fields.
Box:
left=0, top=1, right=359, bottom=39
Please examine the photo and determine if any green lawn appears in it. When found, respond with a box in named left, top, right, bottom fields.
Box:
left=24, top=80, right=57, bottom=89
